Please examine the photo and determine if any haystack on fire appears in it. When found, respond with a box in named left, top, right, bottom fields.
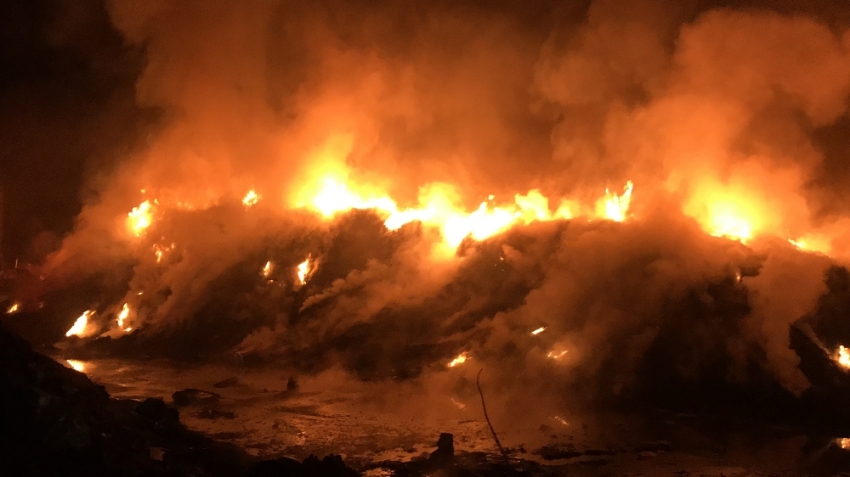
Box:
left=5, top=0, right=850, bottom=471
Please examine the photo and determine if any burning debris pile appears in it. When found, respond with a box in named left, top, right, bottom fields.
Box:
left=4, top=0, right=850, bottom=442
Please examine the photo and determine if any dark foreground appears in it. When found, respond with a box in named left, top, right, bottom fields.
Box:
left=5, top=324, right=850, bottom=476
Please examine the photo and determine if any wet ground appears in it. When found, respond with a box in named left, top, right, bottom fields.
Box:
left=54, top=356, right=850, bottom=476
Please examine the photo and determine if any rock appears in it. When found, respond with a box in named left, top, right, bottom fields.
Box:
left=172, top=388, right=221, bottom=407
left=245, top=454, right=358, bottom=477
left=213, top=376, right=239, bottom=388
left=427, top=433, right=454, bottom=468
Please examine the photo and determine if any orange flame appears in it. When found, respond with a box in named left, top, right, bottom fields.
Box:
left=66, top=359, right=86, bottom=372
left=262, top=260, right=274, bottom=278
left=242, top=189, right=260, bottom=207
left=127, top=200, right=154, bottom=236
left=296, top=257, right=312, bottom=285
left=599, top=181, right=634, bottom=222
left=837, top=346, right=850, bottom=369
left=117, top=303, right=132, bottom=332
left=66, top=310, right=94, bottom=338
left=448, top=351, right=470, bottom=368
left=531, top=326, right=546, bottom=336
left=6, top=303, right=19, bottom=314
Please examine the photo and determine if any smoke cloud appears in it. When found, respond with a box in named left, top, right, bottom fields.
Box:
left=15, top=0, right=850, bottom=413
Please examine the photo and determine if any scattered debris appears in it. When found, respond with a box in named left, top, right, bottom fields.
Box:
left=172, top=388, right=221, bottom=407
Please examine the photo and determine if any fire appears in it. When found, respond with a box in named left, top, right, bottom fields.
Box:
left=152, top=242, right=175, bottom=263
left=447, top=351, right=470, bottom=368
left=547, top=350, right=568, bottom=360
left=242, top=189, right=260, bottom=207
left=65, top=310, right=94, bottom=338
left=836, top=438, right=850, bottom=450
left=599, top=180, right=634, bottom=222
left=127, top=200, right=154, bottom=236
left=262, top=260, right=274, bottom=278
left=117, top=303, right=132, bottom=332
left=836, top=346, right=850, bottom=369
left=6, top=303, right=19, bottom=314
left=296, top=257, right=312, bottom=285
left=66, top=360, right=86, bottom=372
left=531, top=326, right=546, bottom=335
left=297, top=170, right=636, bottom=252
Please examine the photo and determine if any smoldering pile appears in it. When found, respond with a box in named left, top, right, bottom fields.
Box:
left=11, top=196, right=850, bottom=428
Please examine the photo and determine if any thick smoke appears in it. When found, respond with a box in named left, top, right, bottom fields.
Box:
left=24, top=0, right=850, bottom=412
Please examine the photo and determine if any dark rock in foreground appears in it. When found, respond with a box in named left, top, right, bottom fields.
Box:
left=0, top=324, right=359, bottom=477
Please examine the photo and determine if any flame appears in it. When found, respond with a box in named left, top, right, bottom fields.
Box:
left=127, top=200, right=154, bottom=236
left=6, top=303, right=19, bottom=314
left=788, top=235, right=832, bottom=255
left=599, top=181, right=634, bottom=222
left=296, top=257, right=312, bottom=285
left=553, top=416, right=570, bottom=427
left=531, top=326, right=546, bottom=336
left=117, top=303, right=132, bottom=332
left=547, top=350, right=568, bottom=359
left=65, top=310, right=94, bottom=338
left=262, top=260, right=274, bottom=278
left=152, top=242, right=175, bottom=263
left=448, top=351, right=470, bottom=368
left=297, top=170, right=635, bottom=253
left=242, top=189, right=260, bottom=207
left=836, top=438, right=850, bottom=450
left=66, top=359, right=86, bottom=372
left=836, top=346, right=850, bottom=369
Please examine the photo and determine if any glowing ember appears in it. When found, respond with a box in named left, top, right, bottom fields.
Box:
left=127, top=200, right=154, bottom=236
left=448, top=351, right=470, bottom=368
left=242, top=189, right=260, bottom=207
left=451, top=397, right=466, bottom=410
left=66, top=360, right=86, bottom=372
left=531, top=326, right=546, bottom=335
left=117, top=303, right=132, bottom=332
left=66, top=310, right=94, bottom=337
left=262, top=260, right=274, bottom=278
left=836, top=438, right=850, bottom=450
left=6, top=303, right=20, bottom=314
left=836, top=346, right=850, bottom=369
left=547, top=350, right=568, bottom=359
left=296, top=257, right=312, bottom=285
left=600, top=181, right=634, bottom=222
left=553, top=416, right=570, bottom=427
left=152, top=242, right=175, bottom=263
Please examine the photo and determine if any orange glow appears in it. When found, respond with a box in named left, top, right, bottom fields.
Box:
left=66, top=310, right=94, bottom=338
left=295, top=166, right=635, bottom=252
left=598, top=181, right=634, bottom=222
left=152, top=242, right=175, bottom=263
left=547, top=350, right=568, bottom=359
left=117, top=303, right=132, bottom=332
left=127, top=200, right=154, bottom=236
left=242, top=189, right=260, bottom=207
left=66, top=359, right=86, bottom=372
left=6, top=303, right=19, bottom=314
left=788, top=235, right=832, bottom=255
left=262, top=260, right=274, bottom=278
left=837, top=346, right=850, bottom=369
left=296, top=257, right=312, bottom=285
left=448, top=351, right=470, bottom=368
left=531, top=326, right=546, bottom=335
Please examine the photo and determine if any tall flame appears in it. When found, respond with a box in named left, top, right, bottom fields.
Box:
left=117, top=303, right=132, bottom=332
left=66, top=310, right=94, bottom=338
left=296, top=257, right=312, bottom=285
left=837, top=345, right=850, bottom=369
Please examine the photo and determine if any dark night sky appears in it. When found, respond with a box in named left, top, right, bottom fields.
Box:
left=0, top=0, right=154, bottom=264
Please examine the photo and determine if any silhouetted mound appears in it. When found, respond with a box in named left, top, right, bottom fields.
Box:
left=0, top=325, right=359, bottom=477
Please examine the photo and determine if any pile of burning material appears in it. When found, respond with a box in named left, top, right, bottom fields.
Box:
left=0, top=323, right=357, bottom=477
